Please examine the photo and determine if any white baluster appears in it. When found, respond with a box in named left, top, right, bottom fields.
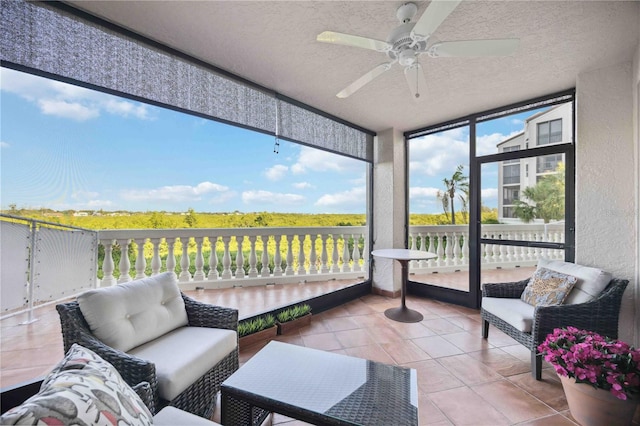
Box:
left=150, top=238, right=162, bottom=276
left=426, top=233, right=435, bottom=268
left=260, top=236, right=270, bottom=277
left=248, top=235, right=258, bottom=277
left=117, top=239, right=132, bottom=283
left=320, top=234, right=329, bottom=273
left=193, top=237, right=205, bottom=281
left=297, top=235, right=306, bottom=275
left=341, top=234, right=351, bottom=272
left=166, top=238, right=177, bottom=279
left=134, top=238, right=146, bottom=279
left=461, top=232, right=469, bottom=267
left=418, top=233, right=428, bottom=268
left=309, top=234, right=318, bottom=274
left=221, top=236, right=232, bottom=279
left=436, top=233, right=445, bottom=267
left=492, top=237, right=501, bottom=265
left=235, top=236, right=245, bottom=279
left=208, top=236, right=219, bottom=280
left=410, top=232, right=418, bottom=268
left=452, top=232, right=461, bottom=266
left=101, top=239, right=116, bottom=287
left=179, top=237, right=191, bottom=282
left=331, top=234, right=340, bottom=273
left=284, top=235, right=294, bottom=275
left=444, top=232, right=454, bottom=266
left=351, top=234, right=361, bottom=272
left=273, top=235, right=283, bottom=276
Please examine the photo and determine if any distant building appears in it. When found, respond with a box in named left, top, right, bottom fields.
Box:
left=73, top=212, right=88, bottom=217
left=497, top=103, right=572, bottom=222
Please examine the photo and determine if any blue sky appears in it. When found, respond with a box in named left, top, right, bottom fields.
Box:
left=1, top=68, right=527, bottom=214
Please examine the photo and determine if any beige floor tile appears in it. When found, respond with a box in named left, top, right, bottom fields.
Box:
left=508, top=370, right=568, bottom=411
left=343, top=344, right=396, bottom=364
left=437, top=354, right=503, bottom=386
left=412, top=335, right=464, bottom=358
left=427, top=386, right=511, bottom=425
left=442, top=331, right=494, bottom=353
left=405, top=359, right=465, bottom=394
left=334, top=328, right=376, bottom=348
left=473, top=379, right=556, bottom=423
left=423, top=318, right=465, bottom=335
left=322, top=316, right=361, bottom=332
left=381, top=340, right=431, bottom=364
left=467, top=347, right=532, bottom=377
left=300, top=332, right=341, bottom=351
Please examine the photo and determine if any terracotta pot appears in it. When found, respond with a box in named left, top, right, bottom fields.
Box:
left=276, top=313, right=312, bottom=335
left=238, top=325, right=277, bottom=349
left=559, top=374, right=639, bottom=426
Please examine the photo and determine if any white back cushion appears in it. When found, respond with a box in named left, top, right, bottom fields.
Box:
left=536, top=258, right=612, bottom=304
left=78, top=272, right=188, bottom=352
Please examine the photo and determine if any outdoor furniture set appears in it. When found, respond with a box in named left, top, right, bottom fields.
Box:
left=0, top=258, right=628, bottom=425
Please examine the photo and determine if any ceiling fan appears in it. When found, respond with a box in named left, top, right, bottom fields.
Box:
left=317, top=1, right=519, bottom=100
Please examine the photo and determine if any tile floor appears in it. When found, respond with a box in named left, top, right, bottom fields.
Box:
left=2, top=276, right=639, bottom=425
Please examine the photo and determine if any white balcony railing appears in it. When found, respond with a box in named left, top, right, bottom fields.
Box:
left=97, top=227, right=369, bottom=289
left=1, top=214, right=564, bottom=318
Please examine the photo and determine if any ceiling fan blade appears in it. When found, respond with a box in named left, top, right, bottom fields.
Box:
left=404, top=63, right=427, bottom=101
left=317, top=31, right=391, bottom=52
left=337, top=63, right=393, bottom=98
left=430, top=39, right=520, bottom=57
left=412, top=0, right=462, bottom=39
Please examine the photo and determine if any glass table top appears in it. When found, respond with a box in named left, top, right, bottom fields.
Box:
left=222, top=341, right=418, bottom=425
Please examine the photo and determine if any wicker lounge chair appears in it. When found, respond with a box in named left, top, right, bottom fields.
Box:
left=481, top=276, right=628, bottom=380
left=56, top=273, right=238, bottom=419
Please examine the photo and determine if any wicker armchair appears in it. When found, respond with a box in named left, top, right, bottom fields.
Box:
left=56, top=292, right=239, bottom=419
left=481, top=278, right=628, bottom=380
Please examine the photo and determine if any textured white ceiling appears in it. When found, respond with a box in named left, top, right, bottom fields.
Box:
left=66, top=1, right=639, bottom=133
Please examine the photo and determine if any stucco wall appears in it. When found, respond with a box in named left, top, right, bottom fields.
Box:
left=576, top=60, right=637, bottom=344
left=633, top=40, right=640, bottom=346
left=372, top=128, right=406, bottom=295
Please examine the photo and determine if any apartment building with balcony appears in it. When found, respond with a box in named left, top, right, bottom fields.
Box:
left=497, top=103, right=573, bottom=222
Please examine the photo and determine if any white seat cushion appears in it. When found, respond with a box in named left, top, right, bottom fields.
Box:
left=154, top=407, right=221, bottom=425
left=536, top=258, right=612, bottom=304
left=78, top=272, right=188, bottom=352
left=482, top=297, right=535, bottom=333
left=129, top=326, right=237, bottom=401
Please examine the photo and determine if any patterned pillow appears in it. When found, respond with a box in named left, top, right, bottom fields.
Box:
left=521, top=267, right=578, bottom=306
left=0, top=344, right=153, bottom=425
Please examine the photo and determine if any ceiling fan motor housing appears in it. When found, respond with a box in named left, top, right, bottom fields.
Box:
left=387, top=22, right=427, bottom=65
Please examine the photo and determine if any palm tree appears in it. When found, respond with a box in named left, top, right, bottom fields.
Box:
left=439, top=165, right=469, bottom=225
left=514, top=163, right=565, bottom=223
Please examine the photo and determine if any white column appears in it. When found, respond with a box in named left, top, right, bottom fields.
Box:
left=248, top=235, right=258, bottom=277
left=208, top=236, right=219, bottom=280
left=150, top=238, right=162, bottom=276
left=221, top=236, right=232, bottom=279
left=297, top=235, right=306, bottom=275
left=331, top=234, right=340, bottom=273
left=117, top=239, right=132, bottom=283
left=320, top=234, right=329, bottom=273
left=235, top=236, right=245, bottom=279
left=309, top=234, right=318, bottom=274
left=193, top=237, right=205, bottom=281
left=284, top=235, right=294, bottom=275
left=179, top=237, right=191, bottom=282
left=341, top=234, right=351, bottom=272
left=260, top=236, right=270, bottom=277
left=273, top=235, right=283, bottom=276
left=101, top=239, right=116, bottom=287
left=134, top=238, right=146, bottom=279
left=351, top=233, right=361, bottom=272
left=166, top=238, right=177, bottom=279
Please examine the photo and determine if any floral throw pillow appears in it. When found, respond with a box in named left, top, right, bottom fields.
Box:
left=521, top=267, right=578, bottom=307
left=0, top=343, right=153, bottom=425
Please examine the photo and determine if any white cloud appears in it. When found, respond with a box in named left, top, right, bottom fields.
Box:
left=121, top=181, right=230, bottom=202
left=481, top=188, right=499, bottom=200
left=476, top=130, right=522, bottom=156
left=0, top=141, right=10, bottom=148
left=409, top=186, right=440, bottom=199
left=38, top=99, right=99, bottom=121
left=1, top=68, right=152, bottom=121
left=511, top=118, right=524, bottom=126
left=292, top=146, right=360, bottom=174
left=292, top=182, right=314, bottom=189
left=242, top=190, right=305, bottom=205
left=264, top=164, right=288, bottom=181
left=315, top=186, right=365, bottom=208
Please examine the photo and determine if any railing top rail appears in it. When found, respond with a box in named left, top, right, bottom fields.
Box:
left=0, top=214, right=95, bottom=232
left=97, top=225, right=367, bottom=240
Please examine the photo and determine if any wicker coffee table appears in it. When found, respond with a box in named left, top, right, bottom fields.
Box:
left=221, top=341, right=418, bottom=425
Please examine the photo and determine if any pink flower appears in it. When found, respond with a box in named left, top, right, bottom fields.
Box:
left=539, top=328, right=640, bottom=400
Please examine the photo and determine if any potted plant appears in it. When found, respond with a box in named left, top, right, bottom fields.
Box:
left=238, top=314, right=276, bottom=349
left=276, top=304, right=312, bottom=335
left=538, top=326, right=640, bottom=426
